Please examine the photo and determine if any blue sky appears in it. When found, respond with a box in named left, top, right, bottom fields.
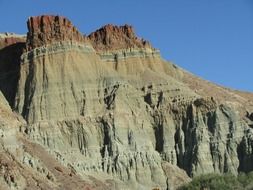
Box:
left=0, top=0, right=252, bottom=92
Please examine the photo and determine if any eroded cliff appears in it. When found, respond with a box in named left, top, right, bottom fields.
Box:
left=0, top=15, right=253, bottom=190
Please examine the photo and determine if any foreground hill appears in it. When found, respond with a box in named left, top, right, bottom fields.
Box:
left=0, top=15, right=253, bottom=190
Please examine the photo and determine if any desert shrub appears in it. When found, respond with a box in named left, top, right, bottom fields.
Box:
left=237, top=171, right=253, bottom=189
left=177, top=173, right=251, bottom=190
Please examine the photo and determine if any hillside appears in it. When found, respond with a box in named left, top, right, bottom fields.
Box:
left=0, top=15, right=253, bottom=190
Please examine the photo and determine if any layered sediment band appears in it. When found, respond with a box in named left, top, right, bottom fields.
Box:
left=20, top=41, right=95, bottom=63
left=99, top=48, right=160, bottom=61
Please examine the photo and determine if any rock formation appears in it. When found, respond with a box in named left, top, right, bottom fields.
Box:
left=0, top=33, right=25, bottom=49
left=0, top=34, right=25, bottom=106
left=88, top=24, right=151, bottom=52
left=26, top=15, right=86, bottom=50
left=0, top=15, right=253, bottom=190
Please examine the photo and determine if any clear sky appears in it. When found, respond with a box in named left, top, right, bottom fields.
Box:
left=0, top=0, right=252, bottom=92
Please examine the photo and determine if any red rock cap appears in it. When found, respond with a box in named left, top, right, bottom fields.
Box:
left=88, top=24, right=152, bottom=52
left=26, top=15, right=85, bottom=50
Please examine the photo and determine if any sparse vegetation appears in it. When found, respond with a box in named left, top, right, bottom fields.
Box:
left=178, top=172, right=253, bottom=190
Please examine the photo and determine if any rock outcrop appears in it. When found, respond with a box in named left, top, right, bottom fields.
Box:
left=0, top=33, right=25, bottom=49
left=0, top=34, right=25, bottom=106
left=26, top=15, right=86, bottom=50
left=88, top=24, right=152, bottom=52
left=0, top=15, right=253, bottom=190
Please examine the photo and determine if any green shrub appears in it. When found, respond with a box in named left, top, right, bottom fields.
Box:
left=178, top=172, right=253, bottom=190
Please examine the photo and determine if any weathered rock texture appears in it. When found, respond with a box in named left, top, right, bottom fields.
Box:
left=0, top=33, right=26, bottom=49
left=0, top=15, right=253, bottom=190
left=26, top=15, right=86, bottom=50
left=88, top=24, right=152, bottom=52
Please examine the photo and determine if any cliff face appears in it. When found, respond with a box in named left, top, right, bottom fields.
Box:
left=0, top=15, right=253, bottom=190
left=26, top=15, right=86, bottom=50
left=88, top=24, right=151, bottom=52
left=0, top=34, right=25, bottom=106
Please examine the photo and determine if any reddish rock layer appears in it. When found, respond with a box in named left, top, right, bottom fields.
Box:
left=26, top=15, right=85, bottom=50
left=88, top=24, right=152, bottom=52
left=0, top=35, right=25, bottom=50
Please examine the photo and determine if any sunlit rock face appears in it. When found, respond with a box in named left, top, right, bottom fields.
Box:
left=88, top=24, right=152, bottom=51
left=0, top=15, right=253, bottom=190
left=26, top=15, right=86, bottom=50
